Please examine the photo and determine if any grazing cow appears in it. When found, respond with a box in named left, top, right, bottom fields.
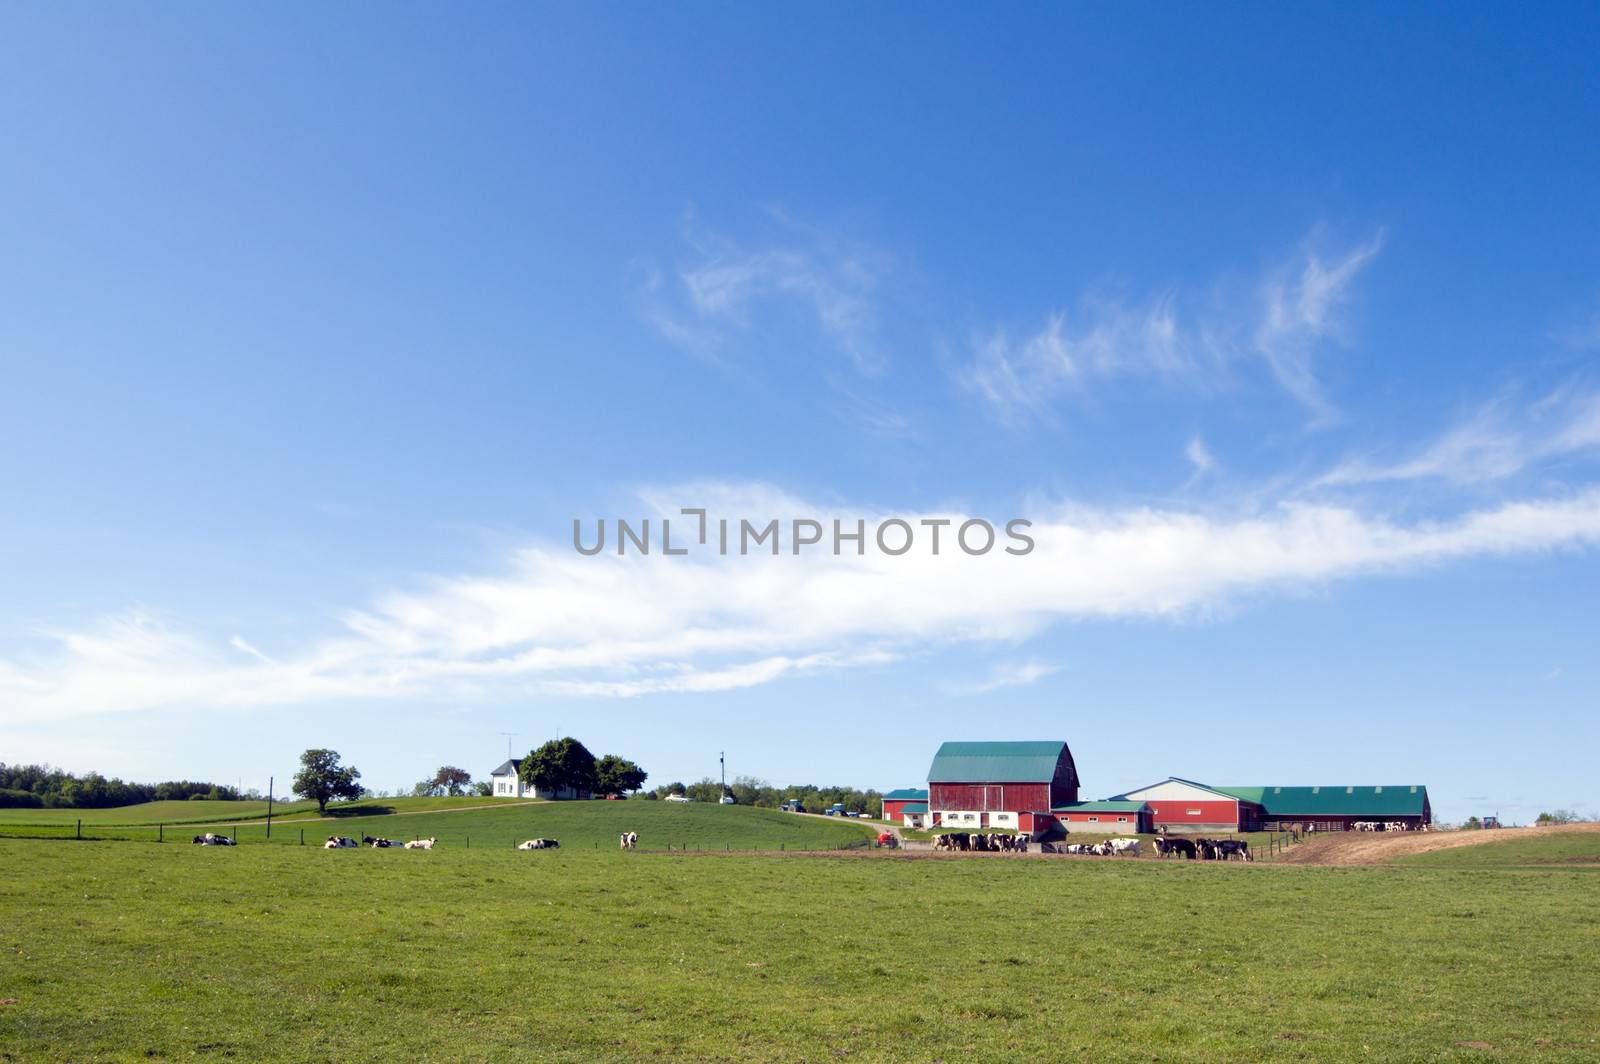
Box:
left=1216, top=839, right=1252, bottom=861
left=1168, top=838, right=1197, bottom=860
left=1108, top=838, right=1141, bottom=857
left=1014, top=835, right=1028, bottom=853
left=404, top=837, right=436, bottom=850
left=191, top=833, right=234, bottom=846
left=1152, top=837, right=1171, bottom=858
left=323, top=836, right=358, bottom=849
left=1194, top=838, right=1218, bottom=860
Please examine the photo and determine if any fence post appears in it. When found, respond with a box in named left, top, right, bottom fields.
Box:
left=76, top=819, right=81, bottom=840
left=300, top=828, right=304, bottom=846
left=159, top=824, right=163, bottom=843
left=466, top=835, right=469, bottom=849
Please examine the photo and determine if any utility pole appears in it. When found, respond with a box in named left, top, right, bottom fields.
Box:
left=497, top=732, right=517, bottom=760
left=720, top=751, right=726, bottom=800
left=266, top=776, right=274, bottom=838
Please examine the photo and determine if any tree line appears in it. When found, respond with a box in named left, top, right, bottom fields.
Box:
left=643, top=775, right=883, bottom=814
left=0, top=763, right=240, bottom=808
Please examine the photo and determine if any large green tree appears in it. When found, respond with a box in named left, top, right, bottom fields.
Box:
left=519, top=737, right=598, bottom=797
left=594, top=754, right=648, bottom=796
left=292, top=748, right=363, bottom=815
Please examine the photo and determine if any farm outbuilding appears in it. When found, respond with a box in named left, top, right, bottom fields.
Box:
left=882, top=788, right=928, bottom=825
left=1212, top=784, right=1432, bottom=831
left=1051, top=800, right=1153, bottom=833
left=1111, top=778, right=1259, bottom=832
left=925, top=740, right=1079, bottom=831
left=1113, top=778, right=1432, bottom=832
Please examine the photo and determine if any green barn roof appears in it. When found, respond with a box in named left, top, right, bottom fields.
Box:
left=883, top=788, right=929, bottom=801
left=1051, top=800, right=1149, bottom=813
left=927, top=741, right=1070, bottom=784
left=1213, top=785, right=1429, bottom=817
left=897, top=802, right=928, bottom=814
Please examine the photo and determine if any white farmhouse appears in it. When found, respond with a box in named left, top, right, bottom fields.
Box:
left=488, top=760, right=530, bottom=798
left=487, top=760, right=591, bottom=800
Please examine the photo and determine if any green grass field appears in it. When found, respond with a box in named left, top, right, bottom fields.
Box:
left=0, top=794, right=509, bottom=829
left=2, top=813, right=1597, bottom=1062
left=1398, top=830, right=1600, bottom=868
left=0, top=799, right=878, bottom=851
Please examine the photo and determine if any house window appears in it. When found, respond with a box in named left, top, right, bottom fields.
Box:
left=1087, top=816, right=1099, bottom=823
left=1117, top=816, right=1128, bottom=823
left=1186, top=809, right=1202, bottom=816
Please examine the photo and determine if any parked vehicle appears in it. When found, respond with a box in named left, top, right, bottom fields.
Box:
left=780, top=799, right=804, bottom=812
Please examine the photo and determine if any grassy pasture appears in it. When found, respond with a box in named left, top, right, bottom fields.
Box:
left=1398, top=830, right=1600, bottom=868
left=0, top=795, right=509, bottom=828
left=0, top=799, right=877, bottom=851
left=2, top=831, right=1598, bottom=1062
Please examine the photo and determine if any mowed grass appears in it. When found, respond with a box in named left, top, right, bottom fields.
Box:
left=0, top=795, right=510, bottom=829
left=0, top=800, right=877, bottom=852
left=3, top=839, right=1598, bottom=1062
left=1398, top=830, right=1600, bottom=868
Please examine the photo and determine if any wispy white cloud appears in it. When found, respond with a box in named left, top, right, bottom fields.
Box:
left=6, top=481, right=1600, bottom=721
left=1318, top=383, right=1600, bottom=487
left=1185, top=435, right=1217, bottom=480
left=949, top=660, right=1059, bottom=695
left=640, top=215, right=890, bottom=375
left=1253, top=233, right=1383, bottom=422
left=962, top=232, right=1382, bottom=423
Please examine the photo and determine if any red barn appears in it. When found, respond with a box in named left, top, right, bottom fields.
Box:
left=881, top=788, right=929, bottom=824
left=1111, top=778, right=1259, bottom=832
left=926, top=741, right=1079, bottom=831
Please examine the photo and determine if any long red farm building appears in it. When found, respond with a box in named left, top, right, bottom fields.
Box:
left=885, top=740, right=1430, bottom=834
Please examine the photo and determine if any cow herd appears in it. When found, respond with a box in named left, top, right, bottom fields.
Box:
left=1055, top=838, right=1142, bottom=857
left=1352, top=821, right=1413, bottom=832
left=932, top=832, right=1029, bottom=852
left=1152, top=836, right=1252, bottom=860
left=924, top=832, right=1258, bottom=860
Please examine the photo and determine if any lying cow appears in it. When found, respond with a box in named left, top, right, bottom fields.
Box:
left=404, top=837, right=436, bottom=850
left=368, top=837, right=399, bottom=848
left=191, top=833, right=235, bottom=846
left=517, top=838, right=559, bottom=850
left=323, top=836, right=358, bottom=849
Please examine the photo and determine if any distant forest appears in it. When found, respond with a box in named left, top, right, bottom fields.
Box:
left=0, top=763, right=241, bottom=808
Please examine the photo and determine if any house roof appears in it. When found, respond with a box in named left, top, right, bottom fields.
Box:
left=1110, top=777, right=1244, bottom=802
left=490, top=760, right=518, bottom=777
left=1052, top=800, right=1150, bottom=813
left=884, top=788, right=929, bottom=801
left=1213, top=785, right=1430, bottom=817
left=898, top=802, right=929, bottom=814
left=926, top=741, right=1070, bottom=784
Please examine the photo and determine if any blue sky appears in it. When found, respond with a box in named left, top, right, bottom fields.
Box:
left=2, top=6, right=1598, bottom=822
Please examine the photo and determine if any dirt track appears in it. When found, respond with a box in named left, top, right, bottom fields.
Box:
left=1272, top=822, right=1600, bottom=866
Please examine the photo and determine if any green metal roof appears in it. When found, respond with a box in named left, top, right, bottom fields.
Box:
left=1052, top=800, right=1149, bottom=813
left=883, top=788, right=929, bottom=801
left=1213, top=785, right=1429, bottom=817
left=927, top=741, right=1070, bottom=784
left=897, top=802, right=928, bottom=814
